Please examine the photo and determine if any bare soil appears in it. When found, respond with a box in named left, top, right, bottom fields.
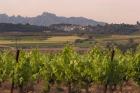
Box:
left=0, top=80, right=140, bottom=93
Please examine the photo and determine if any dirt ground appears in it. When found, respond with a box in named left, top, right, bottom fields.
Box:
left=0, top=80, right=140, bottom=93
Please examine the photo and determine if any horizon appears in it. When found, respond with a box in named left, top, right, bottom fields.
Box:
left=0, top=11, right=139, bottom=25
left=0, top=0, right=140, bottom=24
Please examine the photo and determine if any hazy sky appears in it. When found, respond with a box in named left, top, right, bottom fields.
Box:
left=0, top=0, right=140, bottom=24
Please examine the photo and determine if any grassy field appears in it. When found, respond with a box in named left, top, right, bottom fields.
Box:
left=0, top=36, right=85, bottom=44
left=0, top=35, right=86, bottom=49
left=46, top=36, right=86, bottom=43
left=0, top=35, right=140, bottom=49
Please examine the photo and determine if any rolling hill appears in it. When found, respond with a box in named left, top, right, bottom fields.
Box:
left=0, top=12, right=105, bottom=26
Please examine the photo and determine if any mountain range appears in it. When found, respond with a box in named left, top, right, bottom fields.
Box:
left=0, top=12, right=105, bottom=26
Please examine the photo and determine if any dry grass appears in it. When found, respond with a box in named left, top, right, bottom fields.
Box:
left=0, top=36, right=85, bottom=45
left=46, top=36, right=85, bottom=43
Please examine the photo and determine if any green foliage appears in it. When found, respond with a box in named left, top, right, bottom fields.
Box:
left=0, top=50, right=15, bottom=83
left=13, top=51, right=32, bottom=86
left=0, top=46, right=140, bottom=92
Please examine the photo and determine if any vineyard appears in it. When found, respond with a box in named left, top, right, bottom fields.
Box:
left=0, top=46, right=140, bottom=93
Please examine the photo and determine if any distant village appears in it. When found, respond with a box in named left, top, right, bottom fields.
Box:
left=48, top=24, right=87, bottom=32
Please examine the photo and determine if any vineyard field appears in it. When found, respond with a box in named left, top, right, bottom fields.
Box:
left=0, top=46, right=140, bottom=93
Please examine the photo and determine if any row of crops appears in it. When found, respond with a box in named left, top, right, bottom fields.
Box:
left=0, top=46, right=140, bottom=93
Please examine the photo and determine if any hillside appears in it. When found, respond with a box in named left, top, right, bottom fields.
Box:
left=0, top=12, right=105, bottom=26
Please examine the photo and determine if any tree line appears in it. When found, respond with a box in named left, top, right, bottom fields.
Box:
left=0, top=23, right=139, bottom=35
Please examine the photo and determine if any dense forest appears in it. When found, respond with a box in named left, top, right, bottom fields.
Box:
left=0, top=23, right=47, bottom=32
left=0, top=23, right=139, bottom=35
left=86, top=24, right=139, bottom=34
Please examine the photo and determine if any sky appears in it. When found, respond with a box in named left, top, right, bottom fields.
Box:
left=0, top=0, right=140, bottom=24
